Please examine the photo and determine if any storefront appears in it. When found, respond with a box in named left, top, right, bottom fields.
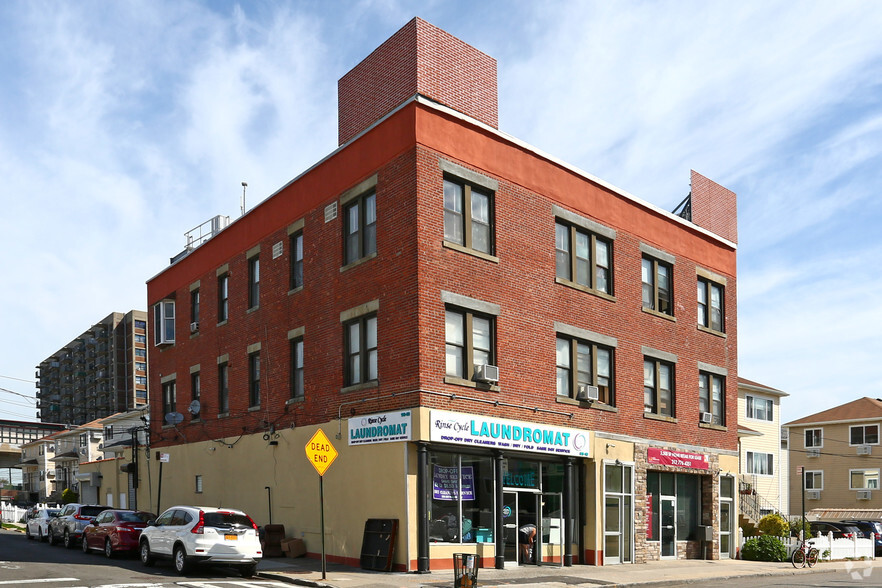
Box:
left=419, top=409, right=589, bottom=569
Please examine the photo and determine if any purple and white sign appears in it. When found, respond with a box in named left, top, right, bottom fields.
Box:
left=432, top=465, right=475, bottom=500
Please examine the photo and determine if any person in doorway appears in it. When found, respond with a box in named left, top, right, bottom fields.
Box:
left=518, top=521, right=537, bottom=563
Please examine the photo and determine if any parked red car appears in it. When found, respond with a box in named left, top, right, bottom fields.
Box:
left=81, top=509, right=156, bottom=558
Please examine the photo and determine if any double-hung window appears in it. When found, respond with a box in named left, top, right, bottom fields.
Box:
left=190, top=369, right=201, bottom=418
left=190, top=286, right=200, bottom=328
left=344, top=191, right=377, bottom=265
left=746, top=451, right=773, bottom=476
left=850, top=424, right=880, bottom=446
left=555, top=221, right=612, bottom=294
left=441, top=160, right=497, bottom=257
left=217, top=270, right=229, bottom=323
left=161, top=377, right=176, bottom=417
left=644, top=353, right=675, bottom=417
left=850, top=469, right=880, bottom=490
left=555, top=324, right=615, bottom=405
left=248, top=252, right=260, bottom=309
left=745, top=395, right=773, bottom=421
left=217, top=358, right=229, bottom=415
left=446, top=308, right=495, bottom=381
left=153, top=300, right=175, bottom=346
left=343, top=310, right=378, bottom=387
left=290, top=336, right=304, bottom=399
left=290, top=229, right=303, bottom=290
left=698, top=371, right=725, bottom=426
left=640, top=245, right=675, bottom=316
left=248, top=351, right=260, bottom=408
left=804, top=471, right=823, bottom=490
left=697, top=275, right=725, bottom=332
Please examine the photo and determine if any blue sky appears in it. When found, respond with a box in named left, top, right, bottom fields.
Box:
left=1, top=1, right=880, bottom=426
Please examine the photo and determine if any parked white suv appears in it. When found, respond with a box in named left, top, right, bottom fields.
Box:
left=138, top=505, right=262, bottom=576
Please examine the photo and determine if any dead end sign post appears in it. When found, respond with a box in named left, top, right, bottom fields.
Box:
left=305, top=428, right=338, bottom=580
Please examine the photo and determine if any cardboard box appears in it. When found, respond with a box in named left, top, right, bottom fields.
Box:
left=281, top=537, right=307, bottom=558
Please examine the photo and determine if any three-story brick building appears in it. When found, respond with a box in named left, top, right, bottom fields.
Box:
left=146, top=18, right=739, bottom=569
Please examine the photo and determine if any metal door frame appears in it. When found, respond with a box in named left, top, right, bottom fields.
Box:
left=660, top=496, right=677, bottom=559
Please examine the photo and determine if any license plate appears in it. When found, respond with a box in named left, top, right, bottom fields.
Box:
left=225, top=534, right=237, bottom=541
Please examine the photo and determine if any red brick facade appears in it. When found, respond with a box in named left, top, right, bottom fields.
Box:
left=337, top=17, right=498, bottom=145
left=691, top=170, right=737, bottom=244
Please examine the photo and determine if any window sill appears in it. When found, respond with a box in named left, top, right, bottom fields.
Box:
left=444, top=376, right=500, bottom=392
left=189, top=331, right=200, bottom=339
left=286, top=396, right=305, bottom=406
left=555, top=396, right=618, bottom=412
left=341, top=380, right=379, bottom=394
left=641, top=307, right=676, bottom=322
left=697, top=325, right=726, bottom=338
left=644, top=412, right=677, bottom=423
left=247, top=405, right=261, bottom=412
left=699, top=422, right=727, bottom=432
left=340, top=252, right=378, bottom=273
left=246, top=305, right=260, bottom=315
left=190, top=418, right=202, bottom=424
left=288, top=285, right=304, bottom=296
left=217, top=412, right=230, bottom=419
left=554, top=278, right=616, bottom=302
left=217, top=320, right=228, bottom=328
left=442, top=240, right=499, bottom=263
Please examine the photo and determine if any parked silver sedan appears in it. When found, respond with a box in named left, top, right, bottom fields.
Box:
left=25, top=508, right=61, bottom=542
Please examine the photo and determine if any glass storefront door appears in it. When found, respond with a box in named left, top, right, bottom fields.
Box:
left=660, top=497, right=676, bottom=558
left=603, top=462, right=633, bottom=564
left=540, top=492, right=563, bottom=566
left=720, top=501, right=732, bottom=558
left=502, top=492, right=519, bottom=564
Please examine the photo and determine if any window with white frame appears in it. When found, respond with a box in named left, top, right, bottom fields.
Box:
left=850, top=469, right=880, bottom=490
left=850, top=424, right=880, bottom=446
left=746, top=451, right=773, bottom=476
left=804, top=428, right=823, bottom=448
left=153, top=300, right=175, bottom=346
left=804, top=470, right=823, bottom=490
left=745, top=395, right=773, bottom=421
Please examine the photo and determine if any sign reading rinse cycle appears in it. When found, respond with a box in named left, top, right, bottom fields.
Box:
left=348, top=410, right=412, bottom=445
left=429, top=409, right=590, bottom=457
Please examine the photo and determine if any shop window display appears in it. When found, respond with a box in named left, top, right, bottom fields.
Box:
left=429, top=452, right=494, bottom=543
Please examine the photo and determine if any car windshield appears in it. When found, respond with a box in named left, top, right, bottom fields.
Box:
left=80, top=506, right=108, bottom=517
left=46, top=510, right=61, bottom=517
left=203, top=512, right=254, bottom=529
left=118, top=511, right=154, bottom=523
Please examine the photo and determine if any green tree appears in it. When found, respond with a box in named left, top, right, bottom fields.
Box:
left=61, top=488, right=79, bottom=504
left=789, top=517, right=811, bottom=538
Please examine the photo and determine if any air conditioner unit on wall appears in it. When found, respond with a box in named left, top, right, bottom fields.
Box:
left=858, top=445, right=872, bottom=456
left=190, top=321, right=199, bottom=333
left=474, top=364, right=499, bottom=383
left=858, top=490, right=872, bottom=500
left=807, top=490, right=820, bottom=500
left=576, top=384, right=600, bottom=401
left=807, top=448, right=821, bottom=458
left=700, top=412, right=713, bottom=424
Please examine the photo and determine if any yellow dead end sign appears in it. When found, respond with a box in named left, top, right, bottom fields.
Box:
left=305, top=428, right=338, bottom=476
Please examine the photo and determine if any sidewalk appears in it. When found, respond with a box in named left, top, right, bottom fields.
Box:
left=256, top=555, right=866, bottom=588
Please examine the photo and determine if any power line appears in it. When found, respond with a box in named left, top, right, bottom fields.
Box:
left=0, top=373, right=36, bottom=384
left=0, top=386, right=36, bottom=403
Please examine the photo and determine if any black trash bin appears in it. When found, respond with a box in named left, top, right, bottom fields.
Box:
left=453, top=553, right=480, bottom=588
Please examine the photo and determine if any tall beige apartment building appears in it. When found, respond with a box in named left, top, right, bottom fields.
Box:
left=36, top=311, right=148, bottom=425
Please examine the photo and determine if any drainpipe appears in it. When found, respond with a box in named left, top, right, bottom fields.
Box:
left=417, top=442, right=429, bottom=573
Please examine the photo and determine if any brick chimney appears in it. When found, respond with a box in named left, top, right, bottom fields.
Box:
left=337, top=17, right=498, bottom=145
left=690, top=170, right=737, bottom=244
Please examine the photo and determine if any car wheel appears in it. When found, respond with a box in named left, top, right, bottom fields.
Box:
left=240, top=563, right=257, bottom=578
left=63, top=529, right=74, bottom=549
left=47, top=529, right=57, bottom=546
left=26, top=525, right=33, bottom=540
left=104, top=538, right=114, bottom=559
left=82, top=535, right=90, bottom=553
left=139, top=541, right=154, bottom=567
left=38, top=528, right=44, bottom=542
left=173, top=545, right=190, bottom=575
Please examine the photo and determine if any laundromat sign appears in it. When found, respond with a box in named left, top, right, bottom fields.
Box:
left=348, top=410, right=412, bottom=445
left=647, top=447, right=709, bottom=469
left=429, top=410, right=590, bottom=457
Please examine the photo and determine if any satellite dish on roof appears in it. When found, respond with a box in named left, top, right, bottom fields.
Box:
left=164, top=412, right=184, bottom=425
left=188, top=400, right=201, bottom=416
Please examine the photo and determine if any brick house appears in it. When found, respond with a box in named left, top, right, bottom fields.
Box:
left=145, top=17, right=738, bottom=569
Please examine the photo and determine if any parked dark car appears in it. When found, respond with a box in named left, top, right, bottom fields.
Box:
left=809, top=521, right=862, bottom=539
left=82, top=509, right=156, bottom=558
left=840, top=520, right=882, bottom=555
left=47, top=503, right=111, bottom=548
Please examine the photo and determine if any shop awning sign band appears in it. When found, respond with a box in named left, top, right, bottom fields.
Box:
left=647, top=447, right=708, bottom=470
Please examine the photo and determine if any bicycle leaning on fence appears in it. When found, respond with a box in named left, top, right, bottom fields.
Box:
left=791, top=537, right=819, bottom=568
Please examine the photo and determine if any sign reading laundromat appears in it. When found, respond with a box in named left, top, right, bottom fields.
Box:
left=348, top=410, right=412, bottom=445
left=429, top=410, right=590, bottom=457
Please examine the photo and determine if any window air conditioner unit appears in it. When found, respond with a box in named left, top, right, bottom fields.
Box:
left=858, top=490, right=872, bottom=500
left=79, top=447, right=87, bottom=456
left=700, top=412, right=713, bottom=424
left=474, top=364, right=499, bottom=383
left=190, top=321, right=199, bottom=333
left=858, top=445, right=872, bottom=456
left=807, top=448, right=820, bottom=458
left=576, top=384, right=600, bottom=401
left=807, top=490, right=820, bottom=500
